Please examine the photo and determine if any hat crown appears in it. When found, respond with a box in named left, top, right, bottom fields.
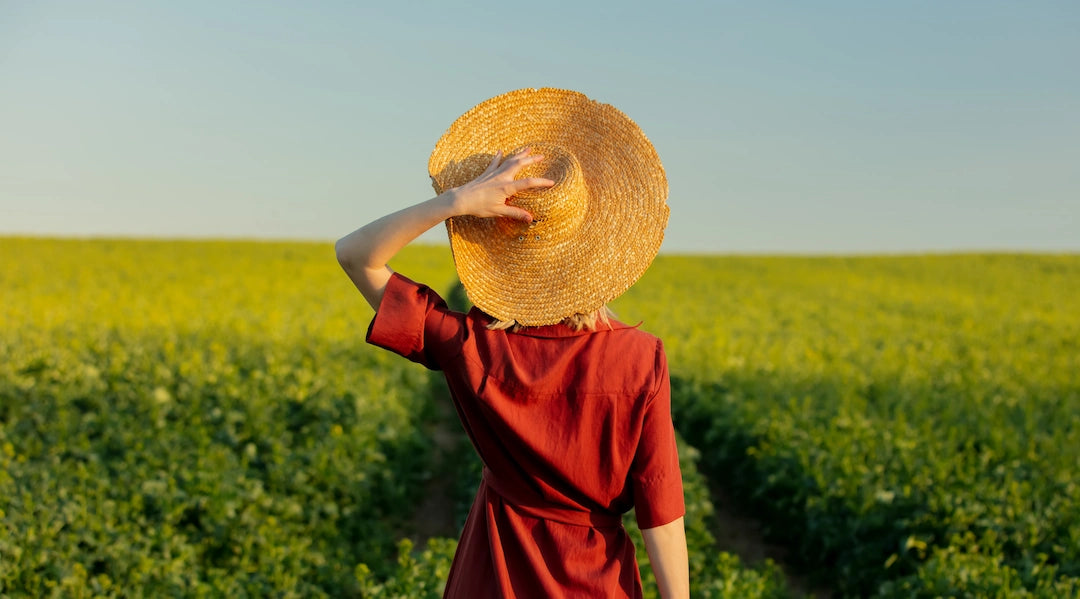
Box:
left=498, top=144, right=587, bottom=243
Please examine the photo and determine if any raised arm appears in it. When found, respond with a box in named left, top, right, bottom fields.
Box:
left=641, top=516, right=689, bottom=599
left=335, top=149, right=553, bottom=310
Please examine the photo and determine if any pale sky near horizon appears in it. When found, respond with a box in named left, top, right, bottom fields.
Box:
left=1, top=1, right=1077, bottom=254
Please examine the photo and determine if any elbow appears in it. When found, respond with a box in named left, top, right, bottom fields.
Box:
left=334, top=237, right=353, bottom=269
left=335, top=231, right=380, bottom=275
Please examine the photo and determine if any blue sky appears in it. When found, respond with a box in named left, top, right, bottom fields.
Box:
left=1, top=1, right=1077, bottom=253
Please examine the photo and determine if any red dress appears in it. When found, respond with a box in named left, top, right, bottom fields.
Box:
left=367, top=273, right=684, bottom=598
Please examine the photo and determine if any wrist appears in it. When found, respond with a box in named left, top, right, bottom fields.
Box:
left=439, top=188, right=465, bottom=218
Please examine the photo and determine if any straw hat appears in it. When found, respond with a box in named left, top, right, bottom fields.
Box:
left=428, top=87, right=669, bottom=326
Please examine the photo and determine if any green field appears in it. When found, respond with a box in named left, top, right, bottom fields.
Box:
left=1, top=237, right=1077, bottom=597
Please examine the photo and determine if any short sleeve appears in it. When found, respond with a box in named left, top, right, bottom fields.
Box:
left=365, top=272, right=467, bottom=370
left=630, top=341, right=685, bottom=529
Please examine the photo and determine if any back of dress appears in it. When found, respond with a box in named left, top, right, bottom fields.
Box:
left=368, top=273, right=684, bottom=599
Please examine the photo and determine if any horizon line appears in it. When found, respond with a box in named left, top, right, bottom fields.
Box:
left=3, top=232, right=1077, bottom=258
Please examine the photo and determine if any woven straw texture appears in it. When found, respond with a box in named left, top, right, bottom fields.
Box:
left=428, top=88, right=669, bottom=326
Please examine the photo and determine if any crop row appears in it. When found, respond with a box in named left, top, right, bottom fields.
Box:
left=616, top=254, right=1080, bottom=596
left=1, top=239, right=460, bottom=596
left=0, top=327, right=444, bottom=596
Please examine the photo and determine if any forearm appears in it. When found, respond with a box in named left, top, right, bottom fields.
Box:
left=336, top=193, right=457, bottom=271
left=335, top=193, right=458, bottom=309
left=641, top=516, right=689, bottom=599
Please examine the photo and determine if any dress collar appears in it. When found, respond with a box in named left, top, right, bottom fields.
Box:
left=469, top=308, right=642, bottom=338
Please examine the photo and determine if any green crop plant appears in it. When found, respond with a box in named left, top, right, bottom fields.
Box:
left=4, top=238, right=1075, bottom=596
left=614, top=254, right=1080, bottom=596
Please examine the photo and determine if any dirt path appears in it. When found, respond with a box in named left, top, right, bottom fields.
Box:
left=702, top=480, right=832, bottom=598
left=406, top=386, right=463, bottom=542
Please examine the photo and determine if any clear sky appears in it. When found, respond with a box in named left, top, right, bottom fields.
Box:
left=1, top=1, right=1077, bottom=254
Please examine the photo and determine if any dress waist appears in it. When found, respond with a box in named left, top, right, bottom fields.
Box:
left=481, top=467, right=621, bottom=529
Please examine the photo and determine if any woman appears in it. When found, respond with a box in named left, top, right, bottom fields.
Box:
left=336, top=88, right=688, bottom=599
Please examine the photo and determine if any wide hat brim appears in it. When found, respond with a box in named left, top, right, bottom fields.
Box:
left=428, top=87, right=669, bottom=326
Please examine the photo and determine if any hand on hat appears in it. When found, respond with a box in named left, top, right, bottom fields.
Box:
left=446, top=148, right=555, bottom=223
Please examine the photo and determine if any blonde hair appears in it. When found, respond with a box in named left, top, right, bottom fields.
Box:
left=487, top=306, right=616, bottom=333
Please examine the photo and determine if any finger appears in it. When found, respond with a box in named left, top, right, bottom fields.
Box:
left=512, top=177, right=556, bottom=192
left=481, top=150, right=503, bottom=176
left=497, top=205, right=533, bottom=222
left=498, top=152, right=545, bottom=178
left=509, top=149, right=541, bottom=165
